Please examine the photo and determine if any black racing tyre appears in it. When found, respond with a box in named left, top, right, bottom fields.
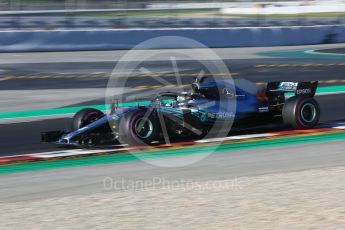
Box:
left=71, top=108, right=105, bottom=131
left=282, top=96, right=320, bottom=129
left=118, top=110, right=159, bottom=146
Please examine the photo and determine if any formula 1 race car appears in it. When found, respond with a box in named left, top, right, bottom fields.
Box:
left=42, top=77, right=320, bottom=146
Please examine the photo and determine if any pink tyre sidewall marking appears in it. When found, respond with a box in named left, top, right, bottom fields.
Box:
left=83, top=111, right=103, bottom=124
left=128, top=111, right=148, bottom=141
left=295, top=98, right=319, bottom=128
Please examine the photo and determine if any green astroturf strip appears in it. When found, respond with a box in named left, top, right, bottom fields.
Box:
left=316, top=85, right=345, bottom=94
left=286, top=85, right=345, bottom=97
left=304, top=50, right=345, bottom=57
left=0, top=101, right=151, bottom=119
left=1, top=86, right=345, bottom=120
left=258, top=50, right=345, bottom=59
left=0, top=105, right=107, bottom=119
left=1, top=131, right=345, bottom=174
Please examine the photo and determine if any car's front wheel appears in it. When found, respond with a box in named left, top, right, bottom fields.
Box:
left=71, top=108, right=105, bottom=131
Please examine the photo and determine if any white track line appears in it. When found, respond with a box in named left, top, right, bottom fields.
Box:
left=316, top=91, right=345, bottom=96
left=195, top=133, right=277, bottom=143
left=28, top=149, right=120, bottom=158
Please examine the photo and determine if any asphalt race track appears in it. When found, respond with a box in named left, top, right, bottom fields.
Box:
left=1, top=44, right=345, bottom=156
left=316, top=47, right=345, bottom=54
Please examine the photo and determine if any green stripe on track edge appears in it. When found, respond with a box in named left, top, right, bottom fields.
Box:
left=259, top=50, right=345, bottom=59
left=0, top=101, right=151, bottom=120
left=304, top=50, right=345, bottom=57
left=1, top=131, right=345, bottom=174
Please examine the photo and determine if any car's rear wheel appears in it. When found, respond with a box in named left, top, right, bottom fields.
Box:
left=282, top=96, right=320, bottom=129
left=71, top=108, right=105, bottom=131
left=118, top=110, right=159, bottom=146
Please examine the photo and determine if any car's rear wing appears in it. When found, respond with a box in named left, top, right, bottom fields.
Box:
left=267, top=81, right=318, bottom=97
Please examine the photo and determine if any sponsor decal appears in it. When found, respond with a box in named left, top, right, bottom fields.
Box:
left=222, top=88, right=235, bottom=98
left=296, top=88, right=312, bottom=95
left=207, top=112, right=235, bottom=119
left=258, top=107, right=269, bottom=112
left=278, top=82, right=298, bottom=91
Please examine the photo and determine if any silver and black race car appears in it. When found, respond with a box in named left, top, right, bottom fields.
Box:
left=42, top=78, right=320, bottom=146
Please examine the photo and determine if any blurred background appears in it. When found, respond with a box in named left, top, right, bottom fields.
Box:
left=1, top=3, right=345, bottom=227
left=0, top=0, right=344, bottom=30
